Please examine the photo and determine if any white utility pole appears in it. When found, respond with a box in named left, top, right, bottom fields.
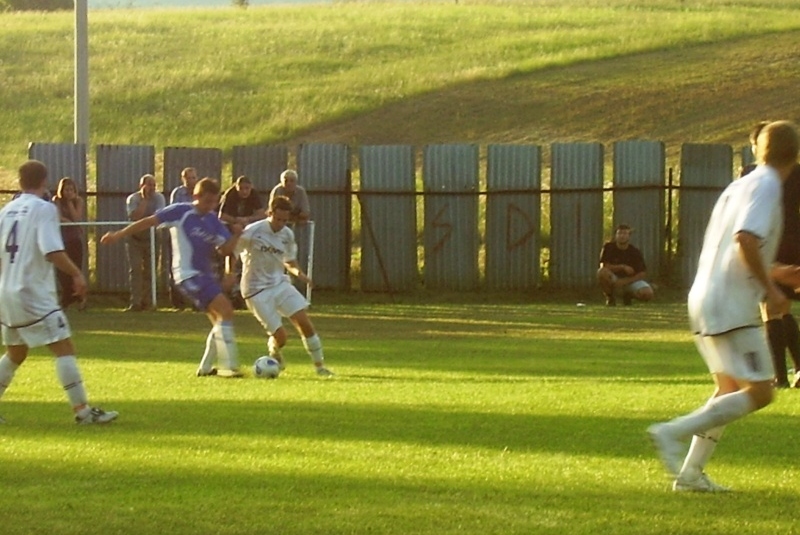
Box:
left=74, top=0, right=89, bottom=144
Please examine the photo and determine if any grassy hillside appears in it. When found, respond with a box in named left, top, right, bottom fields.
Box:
left=1, top=0, right=800, bottom=186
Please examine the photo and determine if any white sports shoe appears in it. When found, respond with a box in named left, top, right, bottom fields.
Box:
left=648, top=423, right=684, bottom=477
left=673, top=472, right=731, bottom=493
left=76, top=407, right=118, bottom=425
left=316, top=366, right=334, bottom=377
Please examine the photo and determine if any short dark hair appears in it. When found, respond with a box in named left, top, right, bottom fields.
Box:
left=270, top=195, right=293, bottom=214
left=19, top=160, right=48, bottom=191
left=235, top=175, right=252, bottom=186
left=758, top=120, right=800, bottom=168
left=194, top=177, right=221, bottom=196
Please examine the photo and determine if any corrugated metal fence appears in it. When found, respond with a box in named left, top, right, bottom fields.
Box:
left=22, top=140, right=749, bottom=296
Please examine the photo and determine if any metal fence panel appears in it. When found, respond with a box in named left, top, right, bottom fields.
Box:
left=95, top=144, right=156, bottom=293
left=612, top=140, right=666, bottom=279
left=232, top=144, right=289, bottom=207
left=27, top=142, right=87, bottom=192
left=677, top=143, right=733, bottom=286
left=163, top=147, right=224, bottom=194
left=549, top=142, right=604, bottom=288
left=485, top=144, right=541, bottom=290
left=297, top=143, right=351, bottom=290
left=423, top=144, right=480, bottom=290
left=358, top=145, right=418, bottom=292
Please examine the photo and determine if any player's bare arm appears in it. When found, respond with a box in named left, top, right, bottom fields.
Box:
left=737, top=231, right=787, bottom=310
left=285, top=260, right=313, bottom=287
left=100, top=215, right=159, bottom=245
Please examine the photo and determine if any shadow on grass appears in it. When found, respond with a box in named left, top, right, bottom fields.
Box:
left=3, top=398, right=799, bottom=471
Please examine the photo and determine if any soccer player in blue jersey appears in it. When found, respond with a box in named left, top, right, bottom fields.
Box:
left=101, top=178, right=244, bottom=377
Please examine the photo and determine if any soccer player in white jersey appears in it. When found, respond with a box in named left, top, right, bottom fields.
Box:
left=0, top=160, right=118, bottom=424
left=237, top=195, right=333, bottom=377
left=101, top=178, right=244, bottom=377
left=649, top=121, right=800, bottom=492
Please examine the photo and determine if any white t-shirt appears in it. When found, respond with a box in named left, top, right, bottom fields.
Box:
left=237, top=219, right=298, bottom=298
left=0, top=193, right=65, bottom=327
left=688, top=165, right=783, bottom=336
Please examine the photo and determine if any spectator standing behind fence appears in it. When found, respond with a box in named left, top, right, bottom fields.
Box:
left=269, top=169, right=311, bottom=225
left=219, top=176, right=264, bottom=307
left=52, top=177, right=85, bottom=310
left=0, top=160, right=117, bottom=425
left=741, top=121, right=800, bottom=389
left=597, top=224, right=654, bottom=306
left=125, top=174, right=165, bottom=312
left=168, top=167, right=198, bottom=310
left=102, top=178, right=244, bottom=378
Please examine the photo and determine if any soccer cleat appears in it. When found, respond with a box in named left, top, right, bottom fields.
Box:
left=76, top=407, right=118, bottom=425
left=316, top=366, right=334, bottom=377
left=648, top=423, right=684, bottom=477
left=792, top=371, right=800, bottom=389
left=196, top=367, right=218, bottom=377
left=605, top=294, right=617, bottom=307
left=673, top=472, right=731, bottom=493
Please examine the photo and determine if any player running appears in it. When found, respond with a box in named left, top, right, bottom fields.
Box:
left=648, top=121, right=800, bottom=492
left=0, top=160, right=118, bottom=424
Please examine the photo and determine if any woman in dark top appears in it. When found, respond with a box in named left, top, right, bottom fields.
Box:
left=52, top=177, right=85, bottom=310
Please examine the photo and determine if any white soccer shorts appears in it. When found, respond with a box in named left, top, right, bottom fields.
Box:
left=245, top=281, right=308, bottom=335
left=693, top=327, right=775, bottom=382
left=1, top=310, right=72, bottom=348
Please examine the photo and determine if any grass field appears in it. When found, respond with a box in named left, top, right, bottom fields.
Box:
left=2, top=1, right=800, bottom=186
left=1, top=298, right=799, bottom=534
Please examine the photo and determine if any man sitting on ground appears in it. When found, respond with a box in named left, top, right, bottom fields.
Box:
left=597, top=224, right=654, bottom=306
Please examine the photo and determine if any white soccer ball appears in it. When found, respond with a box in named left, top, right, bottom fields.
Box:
left=253, top=356, right=281, bottom=379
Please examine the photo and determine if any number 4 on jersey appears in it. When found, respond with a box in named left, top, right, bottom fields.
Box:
left=4, top=221, right=19, bottom=264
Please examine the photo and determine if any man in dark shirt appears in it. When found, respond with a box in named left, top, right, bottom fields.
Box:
left=597, top=224, right=654, bottom=306
left=218, top=176, right=264, bottom=309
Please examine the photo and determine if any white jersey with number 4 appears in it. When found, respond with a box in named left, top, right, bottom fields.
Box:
left=237, top=219, right=298, bottom=299
left=0, top=193, right=65, bottom=328
left=688, top=165, right=783, bottom=336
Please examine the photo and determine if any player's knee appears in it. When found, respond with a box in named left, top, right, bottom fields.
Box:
left=749, top=382, right=774, bottom=410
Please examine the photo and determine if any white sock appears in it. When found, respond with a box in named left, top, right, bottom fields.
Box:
left=198, top=329, right=217, bottom=372
left=668, top=391, right=753, bottom=440
left=0, top=354, right=19, bottom=400
left=679, top=426, right=725, bottom=478
left=214, top=321, right=239, bottom=370
left=302, top=334, right=324, bottom=366
left=55, top=356, right=89, bottom=411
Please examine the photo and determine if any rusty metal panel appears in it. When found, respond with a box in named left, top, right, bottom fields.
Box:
left=422, top=144, right=480, bottom=291
left=95, top=144, right=156, bottom=293
left=297, top=143, right=351, bottom=290
left=358, top=145, right=418, bottom=293
left=485, top=144, right=541, bottom=290
left=27, top=142, right=87, bottom=192
left=549, top=142, right=604, bottom=288
left=612, top=140, right=666, bottom=280
left=232, top=144, right=289, bottom=207
left=677, top=143, right=733, bottom=286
